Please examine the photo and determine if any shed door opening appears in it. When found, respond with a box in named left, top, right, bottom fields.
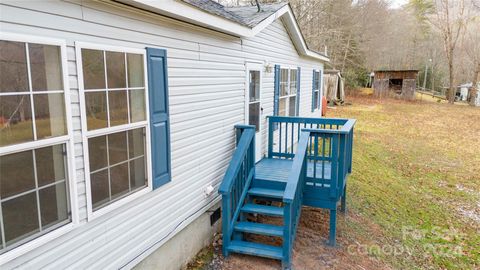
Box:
left=389, top=79, right=403, bottom=94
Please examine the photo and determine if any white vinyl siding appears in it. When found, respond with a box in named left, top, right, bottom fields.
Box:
left=0, top=1, right=323, bottom=268
left=244, top=20, right=324, bottom=158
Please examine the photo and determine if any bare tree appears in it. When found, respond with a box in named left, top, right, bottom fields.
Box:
left=428, top=0, right=471, bottom=103
left=463, top=25, right=480, bottom=105
left=217, top=0, right=474, bottom=97
left=459, top=8, right=480, bottom=105
left=470, top=65, right=480, bottom=105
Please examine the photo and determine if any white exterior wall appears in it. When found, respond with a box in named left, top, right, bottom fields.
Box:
left=0, top=1, right=324, bottom=269
left=477, top=90, right=480, bottom=106
left=244, top=19, right=324, bottom=156
left=460, top=87, right=468, bottom=101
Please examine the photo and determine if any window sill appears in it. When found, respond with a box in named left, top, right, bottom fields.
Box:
left=0, top=222, right=76, bottom=266
left=86, top=185, right=152, bottom=221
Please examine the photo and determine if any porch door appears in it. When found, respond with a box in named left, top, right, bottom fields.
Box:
left=246, top=62, right=263, bottom=162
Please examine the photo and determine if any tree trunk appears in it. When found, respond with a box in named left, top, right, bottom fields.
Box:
left=447, top=53, right=455, bottom=104
left=341, top=35, right=351, bottom=73
left=20, top=107, right=25, bottom=122
left=468, top=63, right=480, bottom=106
left=431, top=64, right=435, bottom=93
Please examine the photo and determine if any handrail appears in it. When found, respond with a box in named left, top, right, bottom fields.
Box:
left=295, top=119, right=356, bottom=135
left=219, top=125, right=256, bottom=257
left=267, top=116, right=356, bottom=160
left=268, top=115, right=355, bottom=202
left=282, top=130, right=309, bottom=268
left=268, top=115, right=350, bottom=126
left=340, top=119, right=356, bottom=134
left=218, top=126, right=255, bottom=194
left=229, top=168, right=254, bottom=231
left=301, top=128, right=349, bottom=135
left=283, top=131, right=310, bottom=202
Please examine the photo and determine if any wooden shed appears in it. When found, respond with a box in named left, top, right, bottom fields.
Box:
left=323, top=69, right=345, bottom=104
left=373, top=70, right=419, bottom=100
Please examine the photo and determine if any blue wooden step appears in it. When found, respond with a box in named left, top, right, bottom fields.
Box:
left=234, top=221, right=284, bottom=237
left=227, top=240, right=283, bottom=260
left=241, top=203, right=284, bottom=217
left=248, top=188, right=284, bottom=199
left=251, top=178, right=287, bottom=190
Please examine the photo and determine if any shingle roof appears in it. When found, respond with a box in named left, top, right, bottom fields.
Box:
left=121, top=0, right=329, bottom=61
left=182, top=0, right=288, bottom=28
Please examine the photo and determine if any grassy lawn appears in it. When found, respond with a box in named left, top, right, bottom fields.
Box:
left=327, top=91, right=480, bottom=269
left=0, top=118, right=66, bottom=146
left=189, top=90, right=480, bottom=270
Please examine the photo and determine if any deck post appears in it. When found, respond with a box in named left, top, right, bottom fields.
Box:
left=282, top=202, right=292, bottom=270
left=222, top=194, right=231, bottom=256
left=340, top=185, right=347, bottom=214
left=328, top=209, right=337, bottom=246
left=282, top=261, right=292, bottom=270
left=329, top=134, right=339, bottom=199
left=348, top=128, right=354, bottom=173
left=268, top=117, right=274, bottom=158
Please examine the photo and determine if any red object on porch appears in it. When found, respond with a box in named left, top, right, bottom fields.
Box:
left=321, top=96, right=327, bottom=116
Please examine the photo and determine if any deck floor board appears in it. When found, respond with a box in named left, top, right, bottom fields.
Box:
left=255, top=158, right=331, bottom=182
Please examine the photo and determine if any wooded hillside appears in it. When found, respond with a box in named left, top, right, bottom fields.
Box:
left=217, top=0, right=480, bottom=103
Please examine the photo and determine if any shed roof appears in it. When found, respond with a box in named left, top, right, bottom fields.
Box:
left=458, top=82, right=473, bottom=88
left=324, top=69, right=341, bottom=74
left=373, top=70, right=418, bottom=80
left=374, top=70, right=419, bottom=73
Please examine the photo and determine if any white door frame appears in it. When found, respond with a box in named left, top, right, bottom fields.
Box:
left=245, top=62, right=263, bottom=162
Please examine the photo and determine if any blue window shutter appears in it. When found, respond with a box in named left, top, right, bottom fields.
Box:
left=273, top=65, right=280, bottom=116
left=296, top=67, right=301, bottom=116
left=146, top=48, right=171, bottom=189
left=311, top=70, right=316, bottom=112
left=320, top=69, right=324, bottom=95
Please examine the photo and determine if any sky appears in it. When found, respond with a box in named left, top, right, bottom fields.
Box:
left=389, top=0, right=409, bottom=9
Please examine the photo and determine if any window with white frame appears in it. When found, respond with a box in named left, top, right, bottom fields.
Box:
left=279, top=68, right=298, bottom=116
left=0, top=38, right=72, bottom=254
left=313, top=70, right=321, bottom=110
left=79, top=46, right=148, bottom=211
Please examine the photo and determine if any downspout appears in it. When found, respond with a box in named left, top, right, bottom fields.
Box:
left=255, top=0, right=262, bottom=12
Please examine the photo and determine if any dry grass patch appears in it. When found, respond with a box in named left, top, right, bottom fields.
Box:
left=329, top=93, right=480, bottom=269
left=190, top=91, right=479, bottom=270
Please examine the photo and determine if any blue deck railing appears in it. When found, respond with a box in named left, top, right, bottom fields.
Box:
left=282, top=131, right=309, bottom=267
left=219, top=117, right=355, bottom=267
left=268, top=116, right=355, bottom=246
left=218, top=125, right=256, bottom=256
left=267, top=116, right=355, bottom=187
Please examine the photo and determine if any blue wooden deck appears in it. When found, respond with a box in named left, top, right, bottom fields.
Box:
left=256, top=158, right=332, bottom=182
left=255, top=158, right=292, bottom=182
left=220, top=118, right=355, bottom=268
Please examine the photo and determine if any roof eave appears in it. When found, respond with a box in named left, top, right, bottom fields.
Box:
left=118, top=0, right=253, bottom=36
left=249, top=5, right=329, bottom=62
left=275, top=5, right=329, bottom=62
left=117, top=0, right=330, bottom=62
